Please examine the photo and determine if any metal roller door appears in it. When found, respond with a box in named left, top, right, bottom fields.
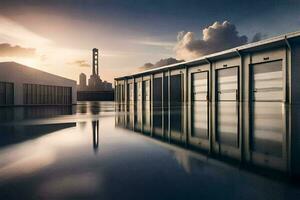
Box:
left=191, top=72, right=209, bottom=139
left=135, top=81, right=143, bottom=131
left=128, top=83, right=134, bottom=101
left=0, top=82, right=14, bottom=105
left=143, top=80, right=150, bottom=101
left=170, top=74, right=183, bottom=133
left=192, top=72, right=208, bottom=101
left=142, top=80, right=151, bottom=133
left=137, top=82, right=142, bottom=101
left=153, top=78, right=162, bottom=103
left=170, top=74, right=182, bottom=103
left=216, top=67, right=238, bottom=101
left=251, top=60, right=283, bottom=101
left=153, top=77, right=163, bottom=134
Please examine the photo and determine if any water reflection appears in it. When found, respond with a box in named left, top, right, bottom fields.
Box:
left=216, top=102, right=239, bottom=148
left=92, top=120, right=99, bottom=153
left=116, top=101, right=300, bottom=179
left=250, top=102, right=286, bottom=171
left=0, top=106, right=75, bottom=122
left=0, top=123, right=76, bottom=148
left=191, top=102, right=208, bottom=139
left=142, top=100, right=151, bottom=134
left=189, top=101, right=210, bottom=151
left=0, top=101, right=300, bottom=199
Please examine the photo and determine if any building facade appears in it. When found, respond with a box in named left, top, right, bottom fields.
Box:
left=114, top=31, right=300, bottom=172
left=115, top=31, right=300, bottom=105
left=0, top=62, right=77, bottom=106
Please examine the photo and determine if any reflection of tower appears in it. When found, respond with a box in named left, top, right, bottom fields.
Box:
left=92, top=120, right=99, bottom=153
left=92, top=48, right=99, bottom=76
left=79, top=73, right=86, bottom=87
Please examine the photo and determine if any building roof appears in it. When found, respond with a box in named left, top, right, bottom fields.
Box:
left=115, top=30, right=300, bottom=80
left=0, top=62, right=76, bottom=84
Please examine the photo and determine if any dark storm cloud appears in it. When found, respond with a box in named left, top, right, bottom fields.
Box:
left=0, top=43, right=35, bottom=57
left=70, top=60, right=90, bottom=68
left=140, top=57, right=183, bottom=70
left=175, top=21, right=248, bottom=60
left=251, top=32, right=268, bottom=42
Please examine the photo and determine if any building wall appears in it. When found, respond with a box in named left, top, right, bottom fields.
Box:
left=114, top=36, right=300, bottom=174
left=115, top=42, right=296, bottom=104
left=0, top=62, right=77, bottom=105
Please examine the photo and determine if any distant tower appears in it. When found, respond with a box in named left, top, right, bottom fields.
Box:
left=79, top=73, right=86, bottom=87
left=92, top=48, right=99, bottom=76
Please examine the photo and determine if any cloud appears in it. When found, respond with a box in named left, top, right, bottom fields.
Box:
left=0, top=43, right=35, bottom=57
left=69, top=60, right=90, bottom=68
left=140, top=57, right=183, bottom=70
left=175, top=21, right=248, bottom=60
left=251, top=32, right=268, bottom=42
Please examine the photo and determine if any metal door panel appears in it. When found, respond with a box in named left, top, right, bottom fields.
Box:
left=143, top=80, right=150, bottom=101
left=217, top=67, right=238, bottom=101
left=128, top=83, right=134, bottom=101
left=137, top=82, right=142, bottom=101
left=252, top=60, right=283, bottom=101
left=192, top=72, right=208, bottom=101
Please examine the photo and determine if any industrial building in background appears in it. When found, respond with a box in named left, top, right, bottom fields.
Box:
left=77, top=48, right=114, bottom=101
left=77, top=48, right=112, bottom=91
left=0, top=62, right=77, bottom=106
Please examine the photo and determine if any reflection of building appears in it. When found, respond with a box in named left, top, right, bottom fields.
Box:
left=92, top=120, right=99, bottom=153
left=0, top=122, right=76, bottom=148
left=77, top=48, right=112, bottom=92
left=0, top=62, right=77, bottom=106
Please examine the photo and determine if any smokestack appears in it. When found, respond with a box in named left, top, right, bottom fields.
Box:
left=92, top=48, right=99, bottom=76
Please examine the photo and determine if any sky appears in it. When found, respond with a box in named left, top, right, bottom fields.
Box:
left=0, top=0, right=300, bottom=83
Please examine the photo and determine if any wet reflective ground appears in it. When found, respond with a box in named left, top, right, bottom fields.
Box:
left=0, top=101, right=300, bottom=199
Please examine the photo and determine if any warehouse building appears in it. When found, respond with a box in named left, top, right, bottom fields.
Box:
left=0, top=62, right=77, bottom=106
left=114, top=31, right=300, bottom=169
left=115, top=31, right=300, bottom=105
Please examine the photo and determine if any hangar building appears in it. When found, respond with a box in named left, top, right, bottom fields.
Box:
left=0, top=62, right=77, bottom=106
